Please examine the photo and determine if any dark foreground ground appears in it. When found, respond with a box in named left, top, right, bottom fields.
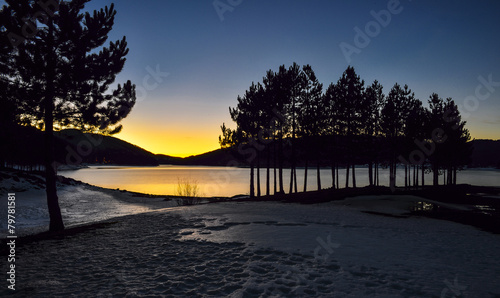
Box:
left=1, top=177, right=499, bottom=296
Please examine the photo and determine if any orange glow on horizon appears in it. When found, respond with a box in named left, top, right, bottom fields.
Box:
left=115, top=125, right=221, bottom=158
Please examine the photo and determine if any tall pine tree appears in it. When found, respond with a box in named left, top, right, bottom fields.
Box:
left=1, top=0, right=136, bottom=231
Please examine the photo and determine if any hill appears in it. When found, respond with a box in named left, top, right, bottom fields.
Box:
left=469, top=139, right=500, bottom=168
left=56, top=129, right=159, bottom=166
left=3, top=125, right=498, bottom=169
left=1, top=126, right=159, bottom=168
left=158, top=139, right=500, bottom=169
left=156, top=148, right=245, bottom=167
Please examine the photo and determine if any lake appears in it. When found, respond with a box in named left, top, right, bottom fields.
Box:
left=60, top=165, right=500, bottom=197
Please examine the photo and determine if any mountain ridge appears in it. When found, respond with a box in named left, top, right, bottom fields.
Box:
left=3, top=125, right=499, bottom=168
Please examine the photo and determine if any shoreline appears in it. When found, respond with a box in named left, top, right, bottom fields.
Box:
left=2, top=169, right=500, bottom=248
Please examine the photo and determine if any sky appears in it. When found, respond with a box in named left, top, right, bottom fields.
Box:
left=75, top=0, right=500, bottom=157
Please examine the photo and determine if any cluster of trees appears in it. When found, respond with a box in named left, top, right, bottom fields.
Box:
left=1, top=0, right=136, bottom=231
left=221, top=63, right=471, bottom=197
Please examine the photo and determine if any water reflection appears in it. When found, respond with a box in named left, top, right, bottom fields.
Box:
left=61, top=165, right=500, bottom=197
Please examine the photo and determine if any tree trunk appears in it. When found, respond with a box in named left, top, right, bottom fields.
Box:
left=415, top=165, right=419, bottom=188
left=368, top=162, right=373, bottom=186
left=266, top=145, right=270, bottom=196
left=389, top=162, right=396, bottom=190
left=336, top=164, right=339, bottom=189
left=250, top=162, right=255, bottom=198
left=421, top=164, right=425, bottom=187
left=256, top=154, right=261, bottom=197
left=45, top=21, right=64, bottom=232
left=352, top=164, right=356, bottom=188
left=317, top=161, right=321, bottom=190
left=404, top=164, right=408, bottom=189
left=279, top=133, right=284, bottom=194
left=45, top=119, right=65, bottom=232
left=294, top=167, right=298, bottom=193
left=273, top=140, right=277, bottom=194
left=331, top=161, right=335, bottom=189
left=303, top=157, right=308, bottom=192
left=345, top=162, right=350, bottom=188
left=433, top=164, right=439, bottom=186
left=453, top=167, right=457, bottom=185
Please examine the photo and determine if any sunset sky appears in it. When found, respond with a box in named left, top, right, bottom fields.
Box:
left=78, top=0, right=500, bottom=157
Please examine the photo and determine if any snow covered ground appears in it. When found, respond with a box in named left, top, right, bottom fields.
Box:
left=1, top=175, right=500, bottom=296
left=0, top=174, right=175, bottom=238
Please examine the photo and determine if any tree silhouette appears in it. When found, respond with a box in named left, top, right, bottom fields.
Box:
left=262, top=69, right=278, bottom=195
left=399, top=84, right=417, bottom=188
left=362, top=80, right=384, bottom=186
left=323, top=82, right=340, bottom=189
left=381, top=83, right=408, bottom=189
left=225, top=64, right=472, bottom=195
left=428, top=93, right=447, bottom=186
left=218, top=123, right=235, bottom=149
left=2, top=1, right=136, bottom=231
left=428, top=96, right=472, bottom=185
left=230, top=82, right=265, bottom=197
left=274, top=65, right=292, bottom=194
left=335, top=66, right=364, bottom=188
left=443, top=99, right=472, bottom=184
left=285, top=63, right=306, bottom=194
left=403, top=98, right=427, bottom=187
left=296, top=64, right=323, bottom=192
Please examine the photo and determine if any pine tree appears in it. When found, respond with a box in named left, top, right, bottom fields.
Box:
left=381, top=83, right=405, bottom=189
left=297, top=64, right=323, bottom=192
left=335, top=66, right=364, bottom=188
left=428, top=93, right=447, bottom=186
left=230, top=82, right=265, bottom=197
left=362, top=80, right=384, bottom=186
left=1, top=0, right=136, bottom=231
left=442, top=98, right=472, bottom=184
left=323, top=82, right=340, bottom=189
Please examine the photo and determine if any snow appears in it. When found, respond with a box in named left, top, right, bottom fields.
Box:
left=173, top=200, right=500, bottom=296
left=0, top=176, right=175, bottom=237
left=1, top=176, right=500, bottom=296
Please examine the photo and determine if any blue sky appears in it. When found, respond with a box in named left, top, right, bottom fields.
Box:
left=62, top=0, right=500, bottom=155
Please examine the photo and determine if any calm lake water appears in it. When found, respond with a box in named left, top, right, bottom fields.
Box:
left=60, top=165, right=500, bottom=197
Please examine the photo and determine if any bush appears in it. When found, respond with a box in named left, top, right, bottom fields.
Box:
left=175, top=177, right=201, bottom=205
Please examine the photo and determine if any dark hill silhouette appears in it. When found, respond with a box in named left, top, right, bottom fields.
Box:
left=56, top=129, right=159, bottom=166
left=1, top=124, right=71, bottom=170
left=3, top=125, right=497, bottom=169
left=158, top=138, right=500, bottom=169
left=2, top=126, right=158, bottom=168
left=156, top=148, right=245, bottom=166
left=469, top=139, right=500, bottom=168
